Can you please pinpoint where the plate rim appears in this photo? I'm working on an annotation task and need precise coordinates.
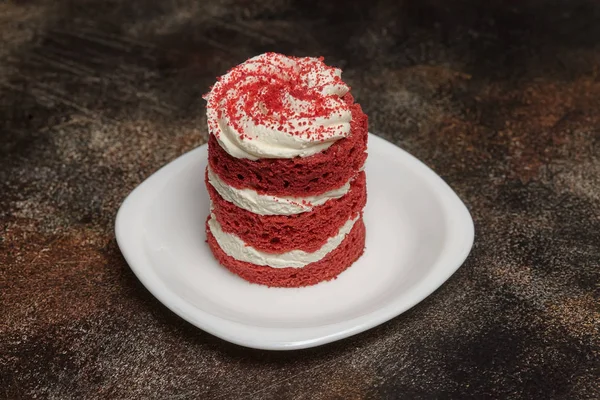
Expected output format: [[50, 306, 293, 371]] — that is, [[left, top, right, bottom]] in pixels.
[[115, 133, 475, 350]]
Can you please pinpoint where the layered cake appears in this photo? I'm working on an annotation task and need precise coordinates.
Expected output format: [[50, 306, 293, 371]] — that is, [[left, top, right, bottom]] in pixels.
[[204, 53, 368, 287]]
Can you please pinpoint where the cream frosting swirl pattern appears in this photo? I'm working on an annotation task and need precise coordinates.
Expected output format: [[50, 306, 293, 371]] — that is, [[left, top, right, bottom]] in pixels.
[[204, 53, 352, 160]]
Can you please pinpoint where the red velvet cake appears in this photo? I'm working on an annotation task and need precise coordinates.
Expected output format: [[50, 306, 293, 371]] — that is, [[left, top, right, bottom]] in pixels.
[[203, 53, 368, 287]]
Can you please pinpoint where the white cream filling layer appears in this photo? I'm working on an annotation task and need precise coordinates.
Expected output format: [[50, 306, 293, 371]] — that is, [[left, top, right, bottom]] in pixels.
[[207, 214, 358, 268], [207, 166, 351, 216]]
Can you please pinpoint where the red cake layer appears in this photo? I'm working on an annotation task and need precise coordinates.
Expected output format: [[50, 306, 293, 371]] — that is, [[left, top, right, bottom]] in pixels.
[[208, 171, 366, 253], [206, 217, 366, 288], [207, 93, 368, 197]]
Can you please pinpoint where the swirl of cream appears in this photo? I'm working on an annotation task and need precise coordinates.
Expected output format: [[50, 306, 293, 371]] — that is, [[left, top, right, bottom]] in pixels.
[[204, 53, 352, 160]]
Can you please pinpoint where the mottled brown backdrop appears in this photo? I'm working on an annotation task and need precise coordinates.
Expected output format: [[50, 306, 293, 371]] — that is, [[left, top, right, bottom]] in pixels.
[[1, 0, 599, 399]]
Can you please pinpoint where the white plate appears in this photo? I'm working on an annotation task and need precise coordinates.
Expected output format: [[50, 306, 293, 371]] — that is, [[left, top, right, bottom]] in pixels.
[[116, 134, 474, 350]]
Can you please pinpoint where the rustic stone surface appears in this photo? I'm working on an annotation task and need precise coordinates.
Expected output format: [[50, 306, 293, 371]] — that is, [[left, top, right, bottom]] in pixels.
[[1, 0, 599, 398]]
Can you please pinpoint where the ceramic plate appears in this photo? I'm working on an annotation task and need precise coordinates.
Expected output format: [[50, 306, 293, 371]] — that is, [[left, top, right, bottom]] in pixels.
[[115, 134, 474, 350]]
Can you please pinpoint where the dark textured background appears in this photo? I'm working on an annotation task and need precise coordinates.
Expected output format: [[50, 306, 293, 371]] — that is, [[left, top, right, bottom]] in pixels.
[[1, 0, 599, 398]]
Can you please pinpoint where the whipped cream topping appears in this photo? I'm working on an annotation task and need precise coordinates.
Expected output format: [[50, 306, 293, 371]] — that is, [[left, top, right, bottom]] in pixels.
[[204, 53, 352, 160], [207, 166, 351, 215], [207, 213, 359, 268]]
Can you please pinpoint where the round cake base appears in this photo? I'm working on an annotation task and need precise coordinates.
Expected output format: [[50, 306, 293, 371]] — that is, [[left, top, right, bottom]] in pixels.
[[206, 217, 366, 288]]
